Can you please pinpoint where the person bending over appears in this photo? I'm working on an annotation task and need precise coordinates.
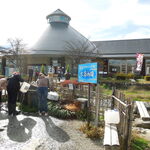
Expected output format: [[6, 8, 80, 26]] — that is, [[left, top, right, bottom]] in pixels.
[[7, 72, 24, 116]]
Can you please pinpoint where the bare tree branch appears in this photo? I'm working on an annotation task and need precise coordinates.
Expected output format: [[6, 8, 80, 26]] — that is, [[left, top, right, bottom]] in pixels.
[[0, 38, 27, 73], [64, 38, 100, 74], [64, 38, 98, 63]]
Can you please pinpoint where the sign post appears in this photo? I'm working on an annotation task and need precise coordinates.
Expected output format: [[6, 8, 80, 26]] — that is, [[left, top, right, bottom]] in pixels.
[[78, 62, 99, 124]]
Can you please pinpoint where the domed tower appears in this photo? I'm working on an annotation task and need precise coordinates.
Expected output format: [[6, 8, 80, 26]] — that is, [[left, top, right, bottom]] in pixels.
[[46, 9, 71, 24], [28, 9, 96, 74]]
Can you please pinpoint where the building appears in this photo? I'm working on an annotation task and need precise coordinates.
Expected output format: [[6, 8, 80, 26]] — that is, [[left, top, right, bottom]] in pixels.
[[1, 9, 150, 76], [26, 9, 96, 74], [93, 39, 150, 76]]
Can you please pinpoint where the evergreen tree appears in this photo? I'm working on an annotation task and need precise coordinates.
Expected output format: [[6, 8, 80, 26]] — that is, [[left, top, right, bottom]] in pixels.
[[41, 65, 45, 74]]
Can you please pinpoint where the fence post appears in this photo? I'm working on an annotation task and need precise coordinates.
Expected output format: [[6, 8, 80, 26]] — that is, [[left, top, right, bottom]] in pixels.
[[111, 87, 115, 109], [125, 101, 134, 150], [87, 83, 91, 125], [95, 84, 100, 127]]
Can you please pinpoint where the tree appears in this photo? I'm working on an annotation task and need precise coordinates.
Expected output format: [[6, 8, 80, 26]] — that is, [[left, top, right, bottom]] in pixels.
[[40, 64, 45, 74], [66, 64, 70, 73], [0, 38, 27, 74], [64, 38, 99, 74]]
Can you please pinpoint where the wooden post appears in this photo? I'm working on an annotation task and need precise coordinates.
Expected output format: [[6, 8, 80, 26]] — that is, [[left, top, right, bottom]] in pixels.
[[87, 83, 91, 125], [125, 101, 134, 150], [95, 84, 100, 127], [111, 87, 115, 109]]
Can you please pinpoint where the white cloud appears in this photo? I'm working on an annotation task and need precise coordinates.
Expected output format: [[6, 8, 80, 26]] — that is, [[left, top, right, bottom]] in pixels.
[[123, 27, 150, 39], [0, 0, 150, 46]]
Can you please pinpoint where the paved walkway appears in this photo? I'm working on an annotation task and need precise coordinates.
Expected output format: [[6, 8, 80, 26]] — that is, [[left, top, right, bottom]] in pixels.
[[0, 109, 104, 150]]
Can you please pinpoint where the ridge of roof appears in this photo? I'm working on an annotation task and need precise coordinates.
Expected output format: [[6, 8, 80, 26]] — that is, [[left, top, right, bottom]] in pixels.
[[92, 38, 150, 55], [92, 38, 150, 43]]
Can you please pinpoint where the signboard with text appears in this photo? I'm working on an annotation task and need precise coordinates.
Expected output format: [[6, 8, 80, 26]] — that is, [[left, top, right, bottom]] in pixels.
[[78, 62, 98, 84]]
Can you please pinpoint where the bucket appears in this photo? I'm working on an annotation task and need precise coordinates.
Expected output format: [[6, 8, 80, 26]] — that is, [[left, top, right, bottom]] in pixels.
[[104, 109, 120, 124], [20, 82, 31, 93], [47, 91, 59, 101]]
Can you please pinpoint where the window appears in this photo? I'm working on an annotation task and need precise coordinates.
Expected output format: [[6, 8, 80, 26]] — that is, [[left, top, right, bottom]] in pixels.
[[146, 59, 150, 75], [109, 59, 136, 74]]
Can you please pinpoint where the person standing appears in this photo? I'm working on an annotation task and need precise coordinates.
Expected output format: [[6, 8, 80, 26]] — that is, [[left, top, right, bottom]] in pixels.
[[57, 68, 62, 82], [28, 68, 33, 83], [34, 68, 39, 81], [7, 72, 24, 116], [65, 72, 71, 80], [0, 77, 7, 105], [36, 73, 49, 116]]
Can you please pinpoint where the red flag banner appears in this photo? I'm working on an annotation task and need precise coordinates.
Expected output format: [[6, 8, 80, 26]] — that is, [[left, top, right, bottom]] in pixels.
[[136, 53, 144, 72]]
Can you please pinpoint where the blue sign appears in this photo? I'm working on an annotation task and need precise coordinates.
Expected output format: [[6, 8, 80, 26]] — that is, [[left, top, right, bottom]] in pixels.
[[78, 62, 98, 84]]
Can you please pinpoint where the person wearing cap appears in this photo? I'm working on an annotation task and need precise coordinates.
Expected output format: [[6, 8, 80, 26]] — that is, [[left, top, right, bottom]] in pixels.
[[7, 72, 24, 116], [36, 73, 50, 116]]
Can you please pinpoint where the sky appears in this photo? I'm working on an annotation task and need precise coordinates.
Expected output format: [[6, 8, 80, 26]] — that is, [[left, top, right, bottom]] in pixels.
[[0, 0, 150, 48]]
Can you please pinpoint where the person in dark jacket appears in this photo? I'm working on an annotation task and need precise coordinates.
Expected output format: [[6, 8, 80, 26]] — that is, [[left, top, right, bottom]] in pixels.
[[65, 72, 71, 80], [7, 72, 24, 116]]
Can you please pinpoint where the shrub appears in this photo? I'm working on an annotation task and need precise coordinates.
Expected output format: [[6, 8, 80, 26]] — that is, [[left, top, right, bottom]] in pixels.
[[79, 123, 104, 139], [108, 73, 115, 78], [75, 109, 88, 121], [48, 101, 76, 119], [144, 76, 150, 81], [127, 73, 135, 79], [131, 131, 150, 150], [131, 137, 150, 150], [115, 73, 127, 80], [18, 103, 38, 113], [115, 73, 136, 80]]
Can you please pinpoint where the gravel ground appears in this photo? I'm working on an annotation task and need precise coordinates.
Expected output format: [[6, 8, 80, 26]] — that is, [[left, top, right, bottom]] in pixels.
[[60, 120, 104, 150], [0, 110, 104, 150]]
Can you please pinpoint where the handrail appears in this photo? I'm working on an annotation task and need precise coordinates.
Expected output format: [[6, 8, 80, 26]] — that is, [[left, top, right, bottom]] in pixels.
[[112, 95, 128, 107]]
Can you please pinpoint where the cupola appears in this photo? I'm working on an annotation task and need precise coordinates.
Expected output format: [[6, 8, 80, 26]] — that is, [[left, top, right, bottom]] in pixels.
[[46, 9, 71, 24]]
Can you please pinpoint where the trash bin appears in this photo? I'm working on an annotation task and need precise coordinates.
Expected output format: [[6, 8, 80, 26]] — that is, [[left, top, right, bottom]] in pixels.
[[76, 98, 88, 109]]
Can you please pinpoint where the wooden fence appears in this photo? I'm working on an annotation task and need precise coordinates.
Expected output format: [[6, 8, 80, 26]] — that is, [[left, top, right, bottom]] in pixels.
[[89, 86, 134, 150], [53, 81, 134, 150], [112, 89, 134, 150]]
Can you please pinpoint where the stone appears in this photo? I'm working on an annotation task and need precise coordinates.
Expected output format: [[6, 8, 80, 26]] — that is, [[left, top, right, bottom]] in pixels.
[[134, 118, 150, 129]]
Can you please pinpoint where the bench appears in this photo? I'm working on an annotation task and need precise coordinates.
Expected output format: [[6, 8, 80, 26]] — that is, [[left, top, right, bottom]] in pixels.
[[103, 123, 120, 147], [103, 110, 120, 149], [136, 101, 150, 121]]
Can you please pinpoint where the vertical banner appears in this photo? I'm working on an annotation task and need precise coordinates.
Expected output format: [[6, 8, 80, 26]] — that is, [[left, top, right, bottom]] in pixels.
[[136, 53, 144, 72]]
